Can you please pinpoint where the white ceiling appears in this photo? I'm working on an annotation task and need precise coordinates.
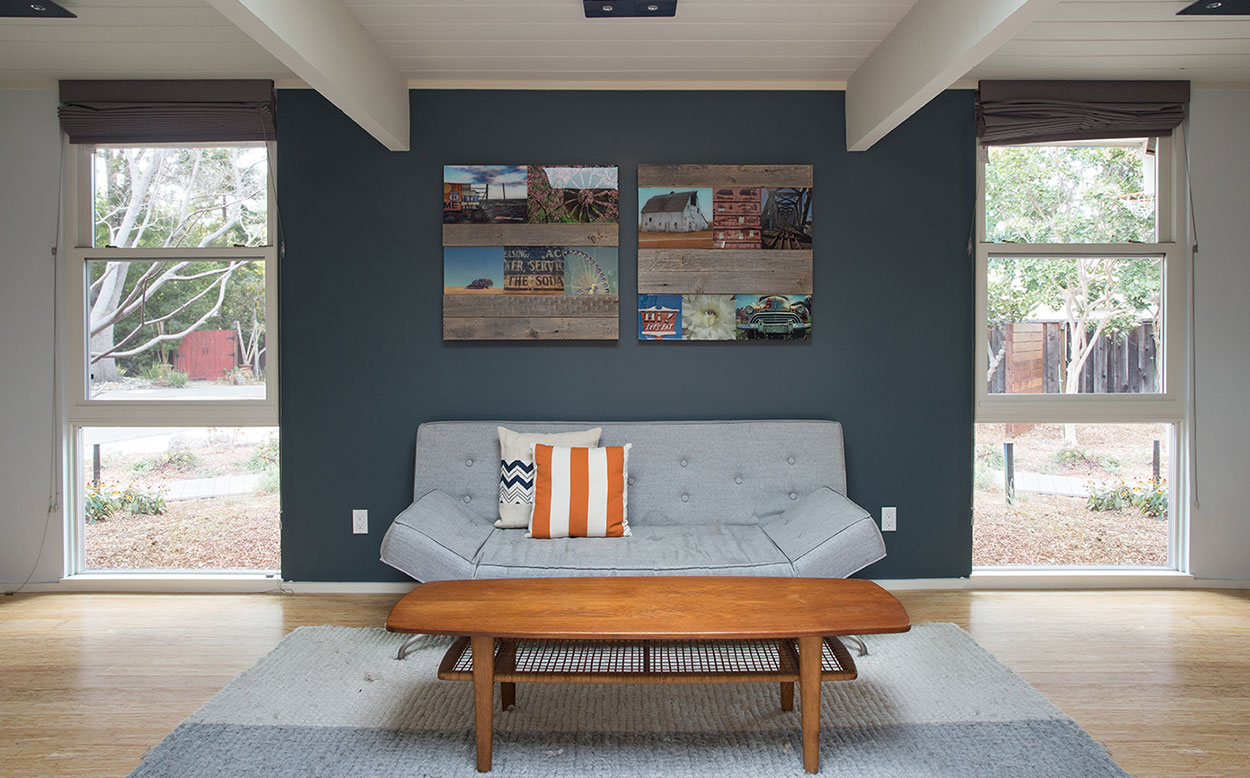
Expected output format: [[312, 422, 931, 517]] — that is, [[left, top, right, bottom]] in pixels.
[[1, 0, 1248, 87]]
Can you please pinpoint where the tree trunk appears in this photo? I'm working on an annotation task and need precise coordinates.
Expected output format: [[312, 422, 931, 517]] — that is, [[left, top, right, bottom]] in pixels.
[[89, 263, 130, 382], [89, 150, 164, 382]]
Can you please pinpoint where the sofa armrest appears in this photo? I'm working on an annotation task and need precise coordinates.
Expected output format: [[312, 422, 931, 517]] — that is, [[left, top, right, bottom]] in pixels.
[[379, 489, 496, 582], [760, 487, 886, 578]]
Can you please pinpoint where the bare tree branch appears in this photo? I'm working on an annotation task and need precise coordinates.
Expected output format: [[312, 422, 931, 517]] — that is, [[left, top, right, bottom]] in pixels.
[[90, 261, 243, 337], [91, 264, 239, 361]]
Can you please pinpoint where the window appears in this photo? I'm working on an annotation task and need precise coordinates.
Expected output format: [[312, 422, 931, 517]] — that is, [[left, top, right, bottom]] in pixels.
[[79, 426, 279, 572], [975, 136, 1188, 570], [65, 143, 278, 576], [86, 258, 266, 401]]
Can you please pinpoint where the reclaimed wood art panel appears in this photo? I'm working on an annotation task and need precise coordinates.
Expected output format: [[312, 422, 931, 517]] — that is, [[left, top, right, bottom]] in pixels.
[[443, 165, 619, 341], [636, 164, 813, 342]]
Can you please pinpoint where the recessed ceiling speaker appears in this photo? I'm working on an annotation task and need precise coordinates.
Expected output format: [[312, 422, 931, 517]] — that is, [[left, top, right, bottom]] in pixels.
[[585, 0, 677, 18], [1177, 0, 1250, 14], [0, 0, 76, 17]]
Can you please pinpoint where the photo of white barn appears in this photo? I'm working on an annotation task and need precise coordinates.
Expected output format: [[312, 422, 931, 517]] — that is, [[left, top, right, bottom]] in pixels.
[[640, 190, 710, 232]]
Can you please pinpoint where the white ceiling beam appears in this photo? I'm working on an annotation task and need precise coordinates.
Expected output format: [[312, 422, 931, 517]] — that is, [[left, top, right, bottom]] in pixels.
[[845, 0, 1059, 151], [207, 0, 409, 151]]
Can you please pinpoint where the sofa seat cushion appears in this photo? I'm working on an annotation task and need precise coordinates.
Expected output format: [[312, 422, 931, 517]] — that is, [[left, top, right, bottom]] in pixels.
[[474, 523, 794, 578]]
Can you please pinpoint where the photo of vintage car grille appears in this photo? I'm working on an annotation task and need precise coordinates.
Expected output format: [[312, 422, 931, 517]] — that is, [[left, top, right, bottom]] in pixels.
[[736, 295, 811, 340]]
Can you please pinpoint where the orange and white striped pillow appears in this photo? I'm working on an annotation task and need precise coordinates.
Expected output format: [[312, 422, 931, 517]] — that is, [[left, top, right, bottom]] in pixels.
[[527, 443, 631, 539]]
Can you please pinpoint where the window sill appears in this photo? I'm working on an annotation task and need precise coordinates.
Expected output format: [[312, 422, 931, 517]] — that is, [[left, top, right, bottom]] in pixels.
[[969, 568, 1194, 588], [50, 572, 284, 593]]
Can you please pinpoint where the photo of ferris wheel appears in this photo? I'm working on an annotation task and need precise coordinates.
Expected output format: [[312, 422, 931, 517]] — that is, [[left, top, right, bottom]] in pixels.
[[561, 247, 618, 295]]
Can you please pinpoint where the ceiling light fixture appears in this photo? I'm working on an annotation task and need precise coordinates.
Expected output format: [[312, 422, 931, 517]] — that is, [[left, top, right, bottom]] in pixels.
[[584, 0, 677, 18], [1177, 0, 1250, 14], [0, 0, 75, 17]]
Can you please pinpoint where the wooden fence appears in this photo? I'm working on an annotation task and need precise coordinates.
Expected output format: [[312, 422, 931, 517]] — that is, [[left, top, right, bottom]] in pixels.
[[988, 321, 1158, 395]]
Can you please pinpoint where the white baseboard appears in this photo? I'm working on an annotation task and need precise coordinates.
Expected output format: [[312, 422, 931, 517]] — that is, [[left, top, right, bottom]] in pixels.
[[879, 571, 1250, 590], [4, 576, 415, 594], [7, 573, 1247, 595], [282, 581, 416, 594], [5, 573, 286, 593]]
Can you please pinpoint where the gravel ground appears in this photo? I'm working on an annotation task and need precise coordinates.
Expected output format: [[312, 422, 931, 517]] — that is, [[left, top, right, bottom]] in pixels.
[[85, 493, 280, 571], [976, 422, 1169, 483], [973, 488, 1168, 567]]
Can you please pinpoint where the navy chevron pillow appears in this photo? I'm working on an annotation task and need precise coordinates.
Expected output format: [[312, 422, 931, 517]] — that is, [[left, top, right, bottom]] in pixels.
[[499, 459, 535, 504], [496, 426, 602, 529]]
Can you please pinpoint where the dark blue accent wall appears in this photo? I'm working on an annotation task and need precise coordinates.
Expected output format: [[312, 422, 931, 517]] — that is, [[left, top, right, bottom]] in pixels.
[[277, 89, 975, 582]]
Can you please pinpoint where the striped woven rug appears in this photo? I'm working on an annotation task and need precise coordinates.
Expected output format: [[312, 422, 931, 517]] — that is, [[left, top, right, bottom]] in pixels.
[[128, 623, 1131, 777]]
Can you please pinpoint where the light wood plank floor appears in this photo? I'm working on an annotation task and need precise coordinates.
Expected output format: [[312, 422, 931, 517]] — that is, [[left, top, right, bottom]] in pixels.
[[1, 589, 1247, 777]]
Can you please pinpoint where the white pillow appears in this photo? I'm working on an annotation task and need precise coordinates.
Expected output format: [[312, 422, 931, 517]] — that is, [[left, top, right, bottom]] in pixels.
[[496, 426, 602, 528]]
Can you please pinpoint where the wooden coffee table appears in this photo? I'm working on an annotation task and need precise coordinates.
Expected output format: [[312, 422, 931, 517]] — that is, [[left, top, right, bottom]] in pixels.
[[386, 576, 910, 773]]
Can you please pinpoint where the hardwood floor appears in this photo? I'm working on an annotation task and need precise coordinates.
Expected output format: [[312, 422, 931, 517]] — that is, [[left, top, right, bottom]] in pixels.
[[1, 588, 1247, 777]]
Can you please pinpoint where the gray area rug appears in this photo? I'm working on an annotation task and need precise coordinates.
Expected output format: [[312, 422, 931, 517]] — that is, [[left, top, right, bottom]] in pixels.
[[128, 624, 1131, 777]]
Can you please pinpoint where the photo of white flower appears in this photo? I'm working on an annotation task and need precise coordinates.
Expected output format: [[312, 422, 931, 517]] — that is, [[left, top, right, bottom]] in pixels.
[[681, 294, 737, 340]]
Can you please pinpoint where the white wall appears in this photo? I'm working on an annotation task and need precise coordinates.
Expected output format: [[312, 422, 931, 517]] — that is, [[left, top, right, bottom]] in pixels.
[[0, 89, 62, 586], [1187, 90, 1250, 580]]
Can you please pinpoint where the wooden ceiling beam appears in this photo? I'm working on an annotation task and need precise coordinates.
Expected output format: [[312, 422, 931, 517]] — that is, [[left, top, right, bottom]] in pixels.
[[845, 0, 1059, 151], [206, 0, 409, 151]]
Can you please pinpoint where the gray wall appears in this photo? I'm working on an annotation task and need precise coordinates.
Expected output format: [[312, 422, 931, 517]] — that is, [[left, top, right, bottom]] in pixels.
[[277, 89, 977, 582], [2, 87, 1244, 584], [0, 89, 62, 586], [1187, 90, 1250, 579]]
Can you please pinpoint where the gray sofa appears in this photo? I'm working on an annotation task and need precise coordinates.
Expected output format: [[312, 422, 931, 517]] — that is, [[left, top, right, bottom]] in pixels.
[[380, 420, 886, 581]]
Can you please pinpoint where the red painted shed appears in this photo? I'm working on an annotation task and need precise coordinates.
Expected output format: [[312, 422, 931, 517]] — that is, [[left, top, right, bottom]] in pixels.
[[173, 329, 237, 380]]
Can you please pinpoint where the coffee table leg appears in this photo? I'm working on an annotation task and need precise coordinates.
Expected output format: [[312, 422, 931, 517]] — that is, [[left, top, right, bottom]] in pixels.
[[777, 639, 795, 711], [798, 635, 821, 773], [497, 639, 517, 711], [500, 682, 515, 711], [471, 635, 495, 772]]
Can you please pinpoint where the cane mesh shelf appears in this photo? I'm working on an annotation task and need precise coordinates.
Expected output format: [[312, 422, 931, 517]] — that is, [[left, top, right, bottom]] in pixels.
[[438, 636, 857, 684]]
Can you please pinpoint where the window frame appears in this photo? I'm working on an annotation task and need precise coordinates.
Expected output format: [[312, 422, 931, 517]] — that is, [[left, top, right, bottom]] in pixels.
[[67, 141, 279, 426], [62, 140, 279, 578], [973, 131, 1190, 572]]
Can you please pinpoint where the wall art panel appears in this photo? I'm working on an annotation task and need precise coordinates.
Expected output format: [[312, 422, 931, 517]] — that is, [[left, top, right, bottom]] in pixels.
[[443, 164, 619, 340], [637, 164, 813, 342]]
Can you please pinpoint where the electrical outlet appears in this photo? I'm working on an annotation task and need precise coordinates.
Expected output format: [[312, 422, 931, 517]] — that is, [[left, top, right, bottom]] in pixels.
[[881, 506, 897, 532], [352, 509, 368, 535]]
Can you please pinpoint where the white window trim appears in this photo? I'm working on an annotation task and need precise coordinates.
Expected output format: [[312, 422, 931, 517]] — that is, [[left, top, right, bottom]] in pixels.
[[973, 129, 1191, 574], [61, 140, 279, 578]]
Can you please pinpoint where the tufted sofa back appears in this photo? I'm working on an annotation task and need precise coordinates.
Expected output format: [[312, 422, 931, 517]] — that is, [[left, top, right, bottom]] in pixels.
[[413, 420, 847, 526]]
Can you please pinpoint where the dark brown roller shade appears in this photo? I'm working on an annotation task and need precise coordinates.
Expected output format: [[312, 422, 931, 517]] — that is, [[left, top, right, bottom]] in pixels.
[[977, 80, 1189, 145], [58, 80, 275, 144]]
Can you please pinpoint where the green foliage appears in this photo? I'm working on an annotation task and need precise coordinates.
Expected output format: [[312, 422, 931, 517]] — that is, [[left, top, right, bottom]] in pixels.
[[123, 485, 168, 516], [88, 146, 268, 378], [1086, 482, 1133, 512], [85, 483, 116, 524], [85, 482, 167, 524], [246, 435, 280, 495], [973, 462, 999, 491], [131, 449, 198, 475], [983, 143, 1164, 402], [223, 365, 259, 385], [975, 443, 1005, 469], [983, 144, 1160, 331], [93, 147, 267, 250], [139, 362, 189, 388], [1056, 447, 1121, 472], [1086, 479, 1168, 519], [986, 255, 1159, 338], [985, 145, 1154, 245]]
